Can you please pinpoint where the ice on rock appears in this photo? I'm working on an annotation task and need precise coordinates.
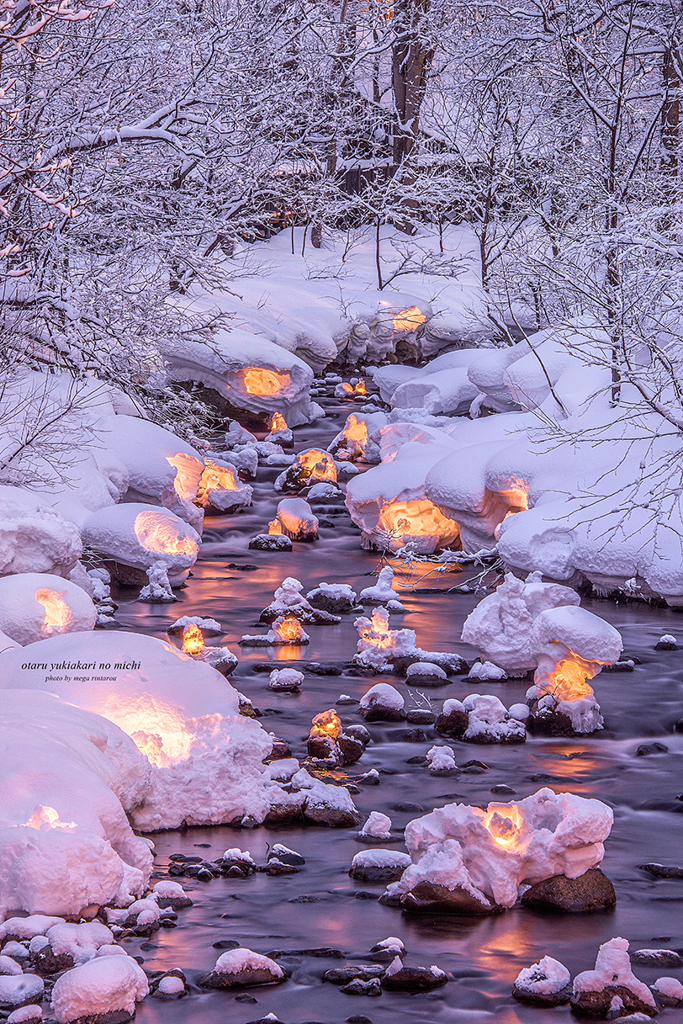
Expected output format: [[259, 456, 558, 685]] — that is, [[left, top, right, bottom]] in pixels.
[[0, 572, 96, 646], [0, 975, 44, 1007], [361, 811, 392, 839], [82, 502, 200, 586], [51, 954, 148, 1023], [276, 497, 319, 541], [396, 788, 613, 910], [0, 631, 274, 832]]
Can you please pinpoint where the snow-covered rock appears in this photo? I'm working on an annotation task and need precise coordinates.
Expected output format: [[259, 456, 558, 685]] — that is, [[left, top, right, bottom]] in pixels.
[[200, 947, 285, 988], [394, 788, 613, 911], [354, 608, 417, 672], [512, 956, 571, 1006], [359, 566, 405, 611], [0, 975, 44, 1008], [51, 954, 148, 1023], [571, 938, 657, 1018], [274, 447, 337, 492], [350, 849, 411, 882], [0, 572, 96, 646], [276, 497, 318, 541], [359, 682, 405, 721], [0, 489, 83, 578], [81, 502, 200, 585], [360, 811, 392, 840]]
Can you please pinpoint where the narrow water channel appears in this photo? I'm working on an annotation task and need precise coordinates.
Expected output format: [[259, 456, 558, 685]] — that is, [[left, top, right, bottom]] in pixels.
[[114, 388, 683, 1024]]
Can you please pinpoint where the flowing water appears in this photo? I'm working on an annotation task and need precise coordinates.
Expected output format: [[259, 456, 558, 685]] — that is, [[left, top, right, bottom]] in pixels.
[[114, 387, 683, 1024]]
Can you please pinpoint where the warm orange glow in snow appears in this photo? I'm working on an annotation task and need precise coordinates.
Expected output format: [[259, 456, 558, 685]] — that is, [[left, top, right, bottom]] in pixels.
[[377, 499, 460, 544], [241, 368, 289, 396], [536, 654, 597, 703], [479, 805, 524, 848], [181, 623, 205, 655], [134, 510, 198, 557], [311, 708, 342, 740], [294, 448, 337, 483], [35, 589, 71, 634], [166, 453, 203, 501], [357, 608, 393, 651], [345, 414, 368, 446], [197, 458, 239, 506], [498, 479, 529, 511], [340, 380, 368, 396], [25, 805, 77, 831], [270, 412, 287, 431], [100, 697, 195, 767], [392, 306, 426, 331], [273, 614, 308, 643], [268, 518, 284, 535]]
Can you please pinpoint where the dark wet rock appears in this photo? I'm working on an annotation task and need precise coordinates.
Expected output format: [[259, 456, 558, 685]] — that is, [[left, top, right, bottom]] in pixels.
[[212, 940, 241, 950], [490, 784, 517, 795], [520, 868, 616, 913], [463, 759, 489, 770], [268, 844, 305, 866], [341, 978, 381, 996], [435, 705, 468, 739], [405, 709, 436, 725], [636, 742, 668, 756], [234, 992, 257, 1002], [399, 728, 427, 742], [406, 755, 428, 764], [630, 949, 683, 968], [381, 964, 448, 991], [346, 1016, 373, 1023], [512, 965, 571, 1007], [356, 770, 380, 785], [655, 637, 678, 650], [307, 591, 361, 615], [265, 737, 292, 761], [401, 881, 500, 915], [345, 724, 371, 745], [169, 853, 202, 863], [248, 534, 293, 551], [358, 704, 405, 723], [262, 860, 300, 875], [68, 1012, 135, 1024], [336, 695, 359, 705], [570, 985, 658, 1018], [30, 943, 74, 973], [199, 955, 286, 989], [267, 947, 344, 959], [639, 862, 683, 878], [674, 719, 683, 733], [247, 1017, 286, 1024], [527, 703, 577, 737], [350, 851, 411, 882], [150, 969, 188, 999], [602, 659, 636, 672], [324, 965, 385, 984], [305, 662, 343, 675], [652, 980, 683, 1007], [393, 802, 424, 813], [339, 735, 366, 764], [259, 604, 340, 626], [219, 853, 256, 875]]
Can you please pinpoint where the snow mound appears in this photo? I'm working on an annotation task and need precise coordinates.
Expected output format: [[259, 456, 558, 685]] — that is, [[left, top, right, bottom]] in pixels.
[[51, 954, 148, 1023], [0, 631, 274, 831], [0, 490, 83, 578], [0, 572, 96, 646], [398, 787, 613, 908], [82, 502, 200, 586]]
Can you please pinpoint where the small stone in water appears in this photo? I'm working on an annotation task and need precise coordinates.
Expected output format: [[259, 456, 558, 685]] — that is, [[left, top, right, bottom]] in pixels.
[[341, 978, 381, 996], [491, 784, 517, 795], [636, 742, 668, 756], [639, 863, 683, 878]]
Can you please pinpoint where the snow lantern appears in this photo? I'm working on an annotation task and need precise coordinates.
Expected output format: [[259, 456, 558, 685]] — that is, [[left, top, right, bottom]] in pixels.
[[240, 367, 291, 397], [165, 452, 204, 502], [0, 572, 96, 645], [338, 379, 368, 397], [133, 509, 198, 558], [195, 458, 253, 513], [275, 448, 337, 492], [181, 623, 205, 655], [354, 607, 417, 671], [25, 805, 77, 831], [330, 414, 369, 461], [391, 306, 427, 333], [276, 498, 319, 541], [373, 498, 459, 553], [310, 709, 342, 742]]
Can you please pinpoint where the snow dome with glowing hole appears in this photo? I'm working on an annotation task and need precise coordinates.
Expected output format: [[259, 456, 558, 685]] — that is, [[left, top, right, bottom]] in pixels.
[[81, 503, 200, 586], [0, 689, 153, 917], [462, 573, 622, 734], [0, 572, 96, 646], [160, 326, 315, 425], [345, 440, 461, 553], [0, 631, 272, 831], [387, 788, 614, 914]]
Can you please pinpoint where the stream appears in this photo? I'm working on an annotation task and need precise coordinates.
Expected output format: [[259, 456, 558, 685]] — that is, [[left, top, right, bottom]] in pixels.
[[112, 385, 683, 1024]]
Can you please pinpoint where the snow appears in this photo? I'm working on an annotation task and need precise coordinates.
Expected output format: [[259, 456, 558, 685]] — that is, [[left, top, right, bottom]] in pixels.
[[427, 745, 457, 771], [359, 566, 404, 608], [360, 811, 392, 839], [0, 976, 44, 1006], [51, 954, 148, 1023], [398, 787, 613, 908], [268, 668, 304, 691], [468, 661, 507, 681], [652, 977, 683, 999], [0, 631, 274, 832], [276, 497, 319, 541], [8, 1008, 43, 1023], [373, 937, 405, 953], [0, 572, 96, 646], [0, 917, 63, 941], [359, 683, 405, 712], [573, 938, 655, 1007], [514, 956, 570, 995], [158, 975, 185, 994], [153, 880, 190, 901], [354, 608, 417, 670], [46, 923, 114, 965], [406, 661, 447, 679], [0, 490, 83, 578], [351, 849, 411, 871], [81, 502, 200, 586], [213, 948, 285, 978], [0, 956, 22, 975], [458, 694, 527, 742]]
